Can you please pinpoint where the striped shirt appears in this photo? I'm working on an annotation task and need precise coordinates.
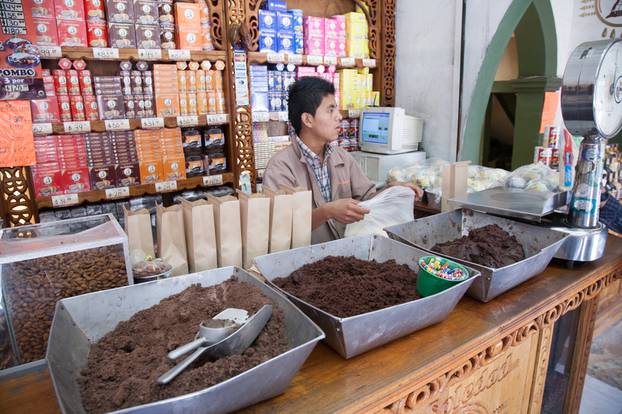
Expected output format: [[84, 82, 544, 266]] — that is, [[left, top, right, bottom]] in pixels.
[[296, 136, 334, 202]]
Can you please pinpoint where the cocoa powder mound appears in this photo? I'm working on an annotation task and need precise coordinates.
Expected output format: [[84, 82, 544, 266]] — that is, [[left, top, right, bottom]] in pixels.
[[78, 279, 288, 413], [273, 256, 420, 318]]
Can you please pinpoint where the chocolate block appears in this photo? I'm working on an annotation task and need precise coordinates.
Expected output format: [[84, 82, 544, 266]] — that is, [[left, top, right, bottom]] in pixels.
[[108, 23, 136, 48]]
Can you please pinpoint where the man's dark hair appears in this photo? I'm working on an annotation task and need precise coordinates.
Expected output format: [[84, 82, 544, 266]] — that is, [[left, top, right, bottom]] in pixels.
[[288, 77, 335, 136]]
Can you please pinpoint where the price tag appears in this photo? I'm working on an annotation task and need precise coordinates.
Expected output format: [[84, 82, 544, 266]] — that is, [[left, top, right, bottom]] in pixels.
[[63, 121, 91, 133], [93, 47, 120, 59], [287, 54, 303, 65], [177, 115, 199, 127], [362, 58, 377, 68], [155, 180, 178, 192], [105, 186, 130, 199], [348, 109, 361, 118], [267, 52, 285, 63], [138, 48, 162, 60], [38, 45, 62, 59], [206, 113, 228, 125], [140, 117, 164, 129], [168, 49, 191, 60], [32, 123, 53, 135], [252, 111, 269, 123], [306, 55, 323, 65], [340, 57, 356, 67], [323, 56, 337, 66], [51, 194, 79, 208], [104, 119, 130, 131], [277, 111, 288, 122], [203, 174, 223, 186]]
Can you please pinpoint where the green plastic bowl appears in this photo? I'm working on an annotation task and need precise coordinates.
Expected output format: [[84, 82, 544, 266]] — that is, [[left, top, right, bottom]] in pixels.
[[416, 255, 470, 297]]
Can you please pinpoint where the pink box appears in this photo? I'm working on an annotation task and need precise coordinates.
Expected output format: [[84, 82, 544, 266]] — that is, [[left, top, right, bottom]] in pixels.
[[296, 66, 317, 79], [31, 97, 61, 123], [333, 15, 346, 32], [304, 36, 325, 56], [57, 20, 88, 46], [325, 36, 340, 57], [303, 16, 324, 37], [34, 17, 59, 46]]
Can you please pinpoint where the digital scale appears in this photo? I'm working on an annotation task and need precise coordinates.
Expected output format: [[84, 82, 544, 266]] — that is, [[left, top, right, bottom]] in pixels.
[[452, 39, 622, 264]]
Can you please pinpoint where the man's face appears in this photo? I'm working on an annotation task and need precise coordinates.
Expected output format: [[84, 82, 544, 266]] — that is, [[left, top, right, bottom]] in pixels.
[[306, 94, 342, 143]]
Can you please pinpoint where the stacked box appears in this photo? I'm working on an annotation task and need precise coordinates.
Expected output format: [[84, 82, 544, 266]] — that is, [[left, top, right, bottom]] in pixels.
[[338, 67, 374, 109], [111, 131, 140, 186], [175, 3, 201, 50], [57, 134, 91, 194], [160, 127, 186, 180], [153, 64, 179, 116], [249, 64, 269, 113], [54, 0, 88, 46], [135, 129, 162, 183], [325, 15, 346, 57], [134, 0, 160, 48], [344, 12, 369, 58], [32, 135, 63, 197], [85, 132, 116, 189], [85, 0, 108, 47], [158, 2, 175, 49], [94, 76, 125, 120], [31, 70, 60, 122], [303, 16, 324, 56]]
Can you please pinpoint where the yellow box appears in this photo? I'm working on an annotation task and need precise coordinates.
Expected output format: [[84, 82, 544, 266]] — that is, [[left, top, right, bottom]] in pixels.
[[178, 93, 188, 116], [196, 92, 208, 114], [345, 12, 368, 36], [177, 71, 187, 93], [187, 93, 198, 115]]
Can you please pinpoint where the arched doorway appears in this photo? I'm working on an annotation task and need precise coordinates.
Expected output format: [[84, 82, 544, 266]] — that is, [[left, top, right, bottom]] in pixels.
[[460, 0, 558, 168]]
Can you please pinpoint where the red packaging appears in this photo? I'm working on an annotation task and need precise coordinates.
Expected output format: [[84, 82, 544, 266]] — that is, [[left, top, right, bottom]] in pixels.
[[66, 70, 81, 95], [57, 20, 88, 46], [70, 95, 86, 121], [31, 97, 61, 123], [72, 59, 87, 70], [58, 95, 72, 121], [87, 20, 108, 47], [31, 169, 63, 197], [78, 70, 93, 95], [43, 74, 56, 96], [53, 70, 68, 95], [89, 165, 116, 189], [58, 57, 72, 70], [84, 0, 106, 20], [54, 0, 85, 21], [30, 0, 56, 18], [33, 17, 59, 46], [82, 94, 99, 120], [62, 168, 91, 194]]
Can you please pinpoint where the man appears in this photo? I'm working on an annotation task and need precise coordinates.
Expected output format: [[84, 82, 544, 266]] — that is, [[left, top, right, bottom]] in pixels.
[[263, 77, 423, 244]]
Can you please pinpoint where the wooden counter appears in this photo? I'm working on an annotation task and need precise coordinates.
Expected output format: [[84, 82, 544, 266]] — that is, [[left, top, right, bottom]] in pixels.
[[1, 238, 620, 414]]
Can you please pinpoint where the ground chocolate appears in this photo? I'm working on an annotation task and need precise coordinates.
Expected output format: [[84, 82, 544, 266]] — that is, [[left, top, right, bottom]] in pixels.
[[273, 256, 420, 318], [79, 279, 288, 413], [432, 224, 525, 268]]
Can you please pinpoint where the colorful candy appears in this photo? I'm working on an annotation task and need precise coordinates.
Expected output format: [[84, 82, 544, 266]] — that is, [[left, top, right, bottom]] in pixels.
[[420, 257, 466, 281]]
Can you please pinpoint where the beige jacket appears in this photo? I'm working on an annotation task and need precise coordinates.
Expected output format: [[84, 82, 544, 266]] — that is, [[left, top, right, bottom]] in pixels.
[[263, 138, 376, 244]]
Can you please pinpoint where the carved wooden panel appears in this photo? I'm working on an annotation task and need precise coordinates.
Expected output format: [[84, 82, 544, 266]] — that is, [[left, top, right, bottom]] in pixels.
[[527, 323, 554, 413], [208, 0, 224, 49], [378, 0, 396, 106], [0, 167, 36, 227]]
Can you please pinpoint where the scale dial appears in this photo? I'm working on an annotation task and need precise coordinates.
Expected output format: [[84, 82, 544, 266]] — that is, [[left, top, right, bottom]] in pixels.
[[562, 39, 622, 139]]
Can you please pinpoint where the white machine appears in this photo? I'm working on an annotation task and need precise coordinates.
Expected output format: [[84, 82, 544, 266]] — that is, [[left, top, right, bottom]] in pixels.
[[351, 150, 426, 188], [359, 107, 423, 154]]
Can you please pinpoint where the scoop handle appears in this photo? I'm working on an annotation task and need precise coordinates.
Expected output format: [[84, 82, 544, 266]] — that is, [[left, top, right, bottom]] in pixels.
[[158, 347, 206, 385], [167, 337, 207, 361]]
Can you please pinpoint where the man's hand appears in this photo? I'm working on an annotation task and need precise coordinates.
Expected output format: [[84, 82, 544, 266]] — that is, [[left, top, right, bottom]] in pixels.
[[389, 181, 424, 201], [326, 198, 370, 224]]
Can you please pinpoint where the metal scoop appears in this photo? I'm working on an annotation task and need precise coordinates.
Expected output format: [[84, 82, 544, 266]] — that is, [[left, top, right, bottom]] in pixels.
[[157, 305, 272, 385]]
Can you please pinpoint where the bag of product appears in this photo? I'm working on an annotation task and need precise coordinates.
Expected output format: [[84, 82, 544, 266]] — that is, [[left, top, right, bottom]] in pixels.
[[123, 207, 155, 264], [263, 187, 293, 253], [284, 187, 312, 248], [180, 198, 218, 272], [207, 194, 242, 267], [237, 190, 271, 269], [156, 204, 189, 276]]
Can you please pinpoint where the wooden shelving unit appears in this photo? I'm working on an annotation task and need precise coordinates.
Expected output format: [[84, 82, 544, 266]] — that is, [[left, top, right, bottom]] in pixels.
[[38, 46, 226, 62], [246, 52, 377, 69]]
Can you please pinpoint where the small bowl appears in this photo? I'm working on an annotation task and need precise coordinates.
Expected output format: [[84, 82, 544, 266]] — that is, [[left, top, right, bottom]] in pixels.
[[417, 255, 470, 297]]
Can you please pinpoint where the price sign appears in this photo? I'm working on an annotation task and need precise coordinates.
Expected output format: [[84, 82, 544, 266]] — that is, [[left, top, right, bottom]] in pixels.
[[32, 123, 53, 135], [277, 111, 288, 122], [206, 113, 228, 125], [287, 54, 303, 65], [203, 174, 223, 186], [155, 180, 178, 192], [340, 57, 356, 67], [63, 121, 91, 133], [362, 58, 377, 68], [252, 111, 269, 123], [168, 49, 191, 60], [105, 186, 130, 199], [306, 55, 323, 65], [38, 45, 62, 59], [104, 119, 130, 131], [138, 49, 162, 60], [323, 56, 337, 65], [93, 48, 120, 59], [140, 117, 164, 129], [51, 194, 79, 207], [348, 109, 361, 118], [177, 115, 199, 127], [267, 52, 285, 63]]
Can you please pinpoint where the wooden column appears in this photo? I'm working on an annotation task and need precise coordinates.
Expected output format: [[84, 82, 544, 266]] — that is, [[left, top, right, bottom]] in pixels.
[[0, 167, 36, 227]]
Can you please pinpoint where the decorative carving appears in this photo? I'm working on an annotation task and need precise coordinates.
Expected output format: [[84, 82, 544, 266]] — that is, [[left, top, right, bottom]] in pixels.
[[377, 268, 621, 413], [245, 0, 262, 52], [234, 108, 256, 184], [380, 0, 396, 106], [528, 323, 554, 413], [209, 0, 224, 49], [0, 167, 35, 227]]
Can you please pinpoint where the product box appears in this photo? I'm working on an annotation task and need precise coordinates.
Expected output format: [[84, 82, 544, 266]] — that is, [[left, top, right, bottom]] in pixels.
[[30, 0, 56, 18], [162, 157, 186, 180], [57, 20, 88, 46], [87, 20, 108, 47], [97, 94, 125, 119], [178, 93, 188, 116], [304, 36, 324, 56], [174, 3, 200, 27], [34, 17, 59, 46], [303, 16, 324, 37], [43, 73, 56, 96], [258, 10, 276, 31], [89, 165, 116, 189], [277, 31, 294, 54], [345, 12, 368, 36], [54, 0, 85, 21], [196, 92, 208, 114], [142, 95, 155, 116], [185, 70, 197, 93], [105, 0, 134, 23], [58, 96, 72, 121], [290, 9, 303, 31], [293, 32, 304, 55], [259, 29, 277, 53], [276, 11, 292, 32], [123, 95, 136, 118], [78, 70, 93, 95], [69, 95, 86, 120], [108, 22, 136, 48], [61, 168, 91, 194], [66, 70, 80, 95], [134, 0, 159, 25], [266, 0, 286, 11], [84, 0, 106, 20], [187, 93, 197, 115], [176, 29, 201, 50], [155, 94, 179, 116], [115, 162, 140, 186], [31, 97, 61, 123], [135, 24, 160, 49], [138, 160, 162, 183], [32, 168, 63, 197]]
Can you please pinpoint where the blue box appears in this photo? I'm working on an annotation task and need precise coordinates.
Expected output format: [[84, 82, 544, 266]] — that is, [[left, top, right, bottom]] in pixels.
[[259, 29, 277, 53], [290, 9, 303, 32], [269, 91, 283, 111], [251, 91, 269, 112], [294, 32, 304, 55], [267, 0, 287, 12], [277, 11, 293, 32], [258, 10, 277, 31], [277, 31, 294, 54]]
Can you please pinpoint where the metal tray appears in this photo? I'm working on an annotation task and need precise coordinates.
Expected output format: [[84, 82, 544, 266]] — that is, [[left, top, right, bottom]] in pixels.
[[46, 267, 324, 414], [384, 209, 568, 302], [253, 235, 479, 359]]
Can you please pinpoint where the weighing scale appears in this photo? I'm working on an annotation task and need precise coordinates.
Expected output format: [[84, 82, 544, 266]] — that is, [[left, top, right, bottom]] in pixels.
[[452, 39, 622, 263]]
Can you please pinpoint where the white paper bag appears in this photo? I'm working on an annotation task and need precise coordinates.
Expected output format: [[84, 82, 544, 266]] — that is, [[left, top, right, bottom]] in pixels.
[[207, 194, 242, 267]]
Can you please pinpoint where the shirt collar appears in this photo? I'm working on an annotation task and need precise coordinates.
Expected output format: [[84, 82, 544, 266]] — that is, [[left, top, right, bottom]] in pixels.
[[295, 136, 334, 163]]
